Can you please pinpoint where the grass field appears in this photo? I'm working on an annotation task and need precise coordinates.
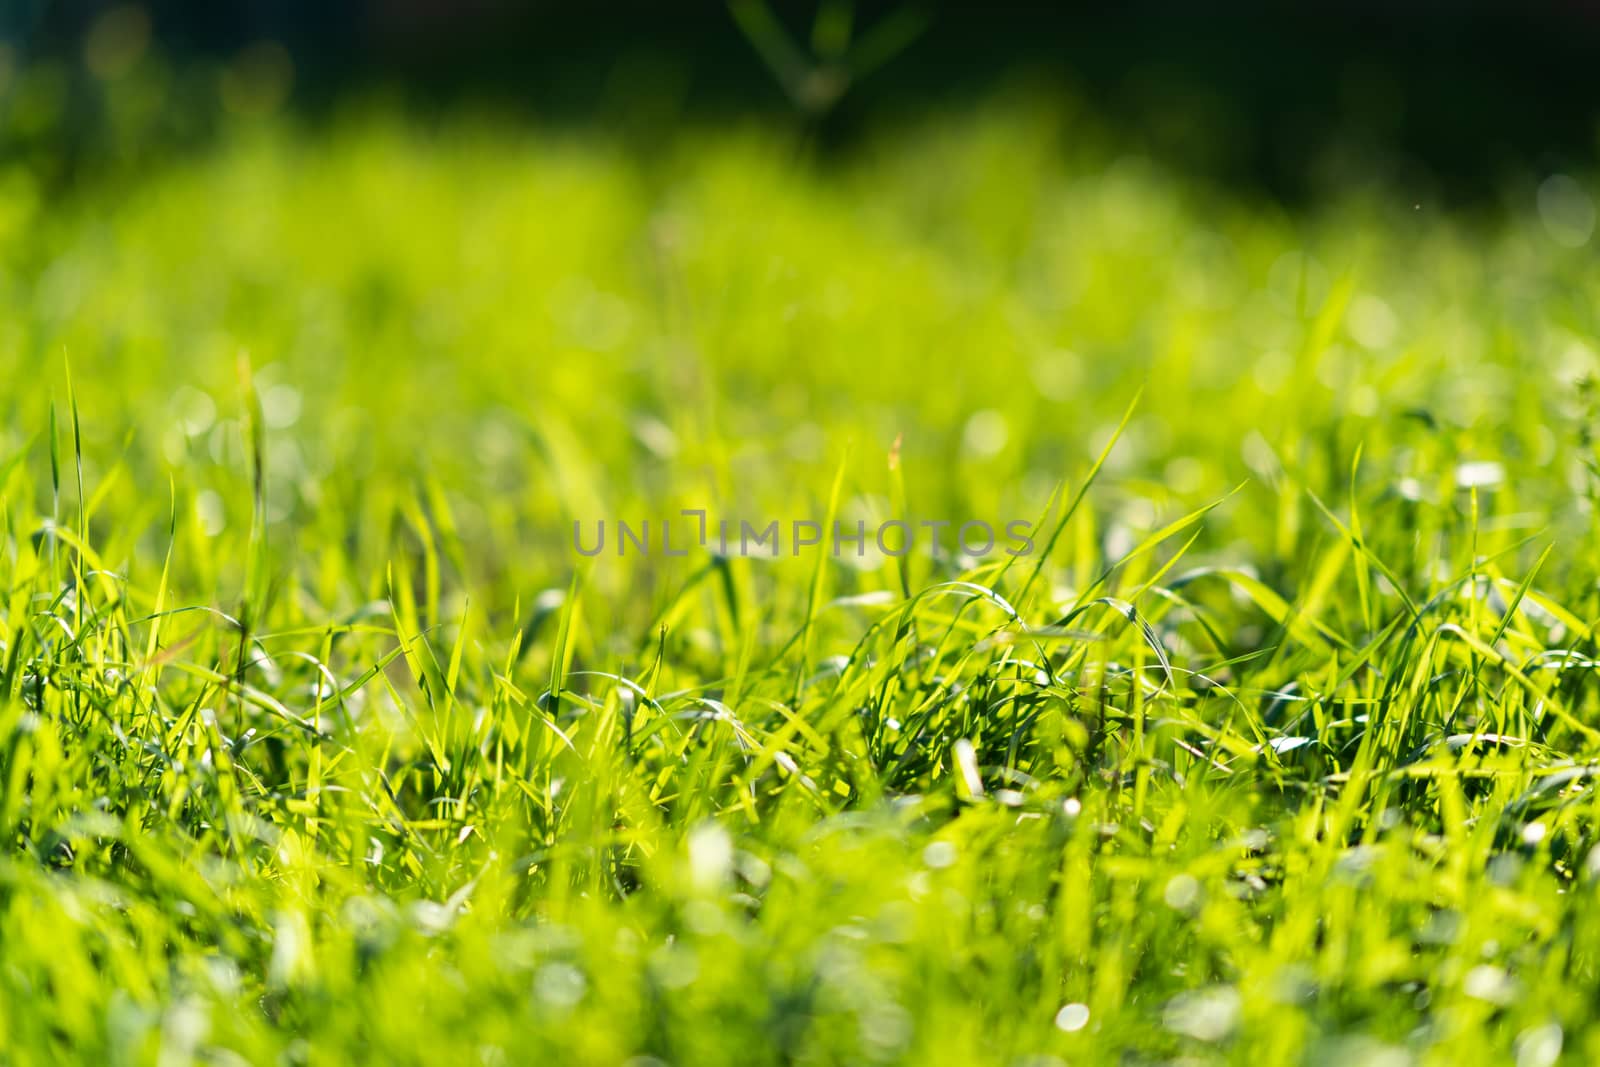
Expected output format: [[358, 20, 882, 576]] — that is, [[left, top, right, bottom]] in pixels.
[[4, 96, 1600, 1064]]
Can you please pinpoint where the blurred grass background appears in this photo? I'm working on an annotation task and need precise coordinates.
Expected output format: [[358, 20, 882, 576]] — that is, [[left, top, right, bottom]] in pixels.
[[5, 87, 1599, 632]]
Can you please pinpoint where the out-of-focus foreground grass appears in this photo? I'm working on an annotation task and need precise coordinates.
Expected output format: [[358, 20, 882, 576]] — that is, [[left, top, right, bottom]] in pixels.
[[3, 94, 1600, 1065]]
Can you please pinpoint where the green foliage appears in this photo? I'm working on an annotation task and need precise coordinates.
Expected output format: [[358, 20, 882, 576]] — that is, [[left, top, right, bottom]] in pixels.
[[1, 100, 1600, 1064]]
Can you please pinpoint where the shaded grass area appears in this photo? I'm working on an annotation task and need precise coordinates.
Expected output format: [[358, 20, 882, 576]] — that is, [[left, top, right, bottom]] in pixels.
[[2, 100, 1600, 1063], [13, 4, 1600, 206]]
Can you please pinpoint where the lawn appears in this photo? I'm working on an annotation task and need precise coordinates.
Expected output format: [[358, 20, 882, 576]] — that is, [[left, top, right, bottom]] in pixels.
[[2, 94, 1600, 1064]]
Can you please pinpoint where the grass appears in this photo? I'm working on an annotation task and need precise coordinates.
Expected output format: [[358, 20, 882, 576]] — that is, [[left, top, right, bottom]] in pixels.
[[3, 96, 1600, 1064]]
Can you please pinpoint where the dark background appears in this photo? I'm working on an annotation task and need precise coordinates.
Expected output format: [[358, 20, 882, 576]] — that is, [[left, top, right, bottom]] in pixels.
[[5, 1, 1600, 201]]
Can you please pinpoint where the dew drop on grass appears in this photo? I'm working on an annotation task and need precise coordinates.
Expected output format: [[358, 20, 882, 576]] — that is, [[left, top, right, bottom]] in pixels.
[[961, 409, 1009, 459], [1515, 1022, 1563, 1067], [1053, 1003, 1090, 1032], [1252, 349, 1292, 394], [1163, 873, 1202, 911], [410, 901, 454, 936], [860, 1003, 912, 1052], [534, 963, 586, 1009], [173, 387, 216, 436], [1163, 986, 1240, 1042], [195, 490, 226, 536], [1489, 853, 1524, 886], [261, 384, 302, 428], [1030, 351, 1080, 401], [1348, 294, 1400, 349], [1455, 461, 1504, 489], [1463, 964, 1516, 1006], [1537, 175, 1595, 248], [922, 841, 957, 870], [1584, 844, 1600, 880], [687, 822, 733, 890], [632, 415, 678, 458], [953, 738, 984, 798]]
